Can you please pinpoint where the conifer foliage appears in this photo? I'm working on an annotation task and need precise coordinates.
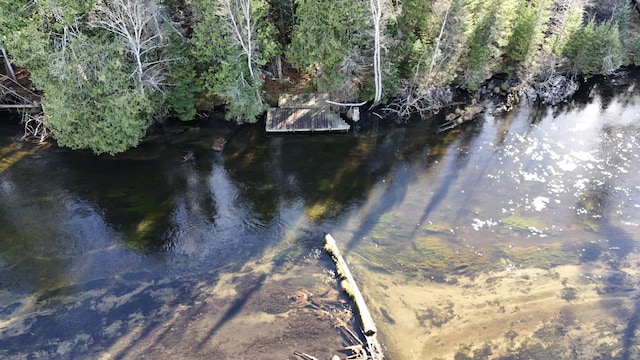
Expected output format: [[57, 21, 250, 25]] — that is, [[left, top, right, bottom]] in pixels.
[[0, 0, 639, 153]]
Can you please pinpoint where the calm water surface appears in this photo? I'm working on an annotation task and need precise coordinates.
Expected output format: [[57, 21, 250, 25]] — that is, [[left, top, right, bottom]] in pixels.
[[1, 75, 640, 359]]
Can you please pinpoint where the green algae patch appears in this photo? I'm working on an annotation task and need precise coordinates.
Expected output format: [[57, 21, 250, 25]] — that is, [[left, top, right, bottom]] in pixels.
[[366, 212, 406, 246], [305, 199, 343, 221], [285, 274, 325, 289], [36, 283, 80, 303], [257, 183, 276, 192], [581, 218, 600, 232], [0, 145, 32, 174], [318, 178, 334, 192], [423, 222, 455, 234], [357, 233, 492, 279], [412, 235, 477, 272], [500, 215, 546, 231], [497, 243, 579, 269], [124, 199, 173, 252]]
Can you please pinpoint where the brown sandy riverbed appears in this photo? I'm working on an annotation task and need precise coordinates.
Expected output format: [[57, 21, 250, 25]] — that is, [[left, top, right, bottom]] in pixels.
[[355, 253, 640, 359]]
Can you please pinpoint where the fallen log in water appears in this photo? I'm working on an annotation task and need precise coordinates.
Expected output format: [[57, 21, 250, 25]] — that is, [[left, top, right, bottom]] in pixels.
[[324, 234, 383, 359], [324, 234, 377, 336]]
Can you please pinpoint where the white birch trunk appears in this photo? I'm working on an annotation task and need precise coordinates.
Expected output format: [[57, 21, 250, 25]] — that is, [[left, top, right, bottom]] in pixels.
[[370, 0, 383, 103], [220, 0, 255, 78], [426, 5, 451, 83], [91, 0, 172, 90]]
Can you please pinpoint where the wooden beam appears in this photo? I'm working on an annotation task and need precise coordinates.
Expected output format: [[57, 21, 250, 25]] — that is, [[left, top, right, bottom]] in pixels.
[[0, 104, 40, 109]]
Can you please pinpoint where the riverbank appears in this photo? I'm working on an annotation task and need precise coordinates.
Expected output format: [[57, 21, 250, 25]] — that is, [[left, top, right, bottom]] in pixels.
[[2, 72, 640, 359]]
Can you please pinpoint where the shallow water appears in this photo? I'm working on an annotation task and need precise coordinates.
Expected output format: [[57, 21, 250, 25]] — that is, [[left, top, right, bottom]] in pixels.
[[1, 75, 640, 359]]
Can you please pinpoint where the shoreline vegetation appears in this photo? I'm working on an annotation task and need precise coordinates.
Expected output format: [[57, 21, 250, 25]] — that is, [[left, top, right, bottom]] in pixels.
[[1, 0, 640, 154]]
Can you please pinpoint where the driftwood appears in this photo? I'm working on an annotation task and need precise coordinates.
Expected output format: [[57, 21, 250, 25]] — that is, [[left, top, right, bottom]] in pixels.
[[181, 151, 194, 162], [324, 234, 384, 359], [438, 99, 489, 133], [293, 351, 319, 360], [325, 234, 377, 336], [325, 100, 367, 107], [291, 290, 364, 360]]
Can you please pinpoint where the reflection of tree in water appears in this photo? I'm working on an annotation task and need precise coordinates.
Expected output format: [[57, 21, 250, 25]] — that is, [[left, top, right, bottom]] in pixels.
[[60, 150, 178, 253], [549, 75, 640, 117], [526, 101, 551, 126], [0, 154, 79, 294]]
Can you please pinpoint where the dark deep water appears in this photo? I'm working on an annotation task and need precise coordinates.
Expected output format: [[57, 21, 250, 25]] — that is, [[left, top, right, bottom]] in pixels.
[[1, 74, 640, 359]]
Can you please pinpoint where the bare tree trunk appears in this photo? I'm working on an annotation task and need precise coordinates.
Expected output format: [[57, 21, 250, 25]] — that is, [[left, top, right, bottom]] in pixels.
[[91, 0, 175, 90], [1, 46, 16, 82], [220, 0, 255, 78], [426, 5, 451, 83], [276, 55, 283, 79], [370, 0, 383, 103]]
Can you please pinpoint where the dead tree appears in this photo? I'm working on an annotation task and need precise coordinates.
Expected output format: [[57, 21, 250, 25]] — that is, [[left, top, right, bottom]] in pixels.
[[20, 112, 50, 142], [219, 0, 257, 78], [382, 2, 455, 121], [215, 0, 264, 113], [91, 0, 176, 90]]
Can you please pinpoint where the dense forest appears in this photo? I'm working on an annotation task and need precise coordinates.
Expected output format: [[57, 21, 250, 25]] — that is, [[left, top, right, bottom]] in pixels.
[[0, 0, 639, 154]]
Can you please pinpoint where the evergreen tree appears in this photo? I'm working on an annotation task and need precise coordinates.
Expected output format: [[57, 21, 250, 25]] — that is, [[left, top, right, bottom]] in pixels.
[[545, 3, 584, 58], [42, 38, 156, 155], [405, 0, 466, 89], [626, 34, 640, 66], [458, 0, 496, 90], [392, 0, 434, 79], [505, 0, 551, 65], [563, 19, 622, 76], [165, 34, 199, 122], [0, 0, 187, 154], [286, 0, 369, 92], [454, 0, 523, 90], [0, 0, 95, 79], [190, 0, 278, 123]]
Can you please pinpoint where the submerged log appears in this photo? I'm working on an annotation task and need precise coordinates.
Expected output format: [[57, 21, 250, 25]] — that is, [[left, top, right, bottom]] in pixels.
[[324, 234, 377, 336], [211, 137, 227, 151], [182, 151, 194, 162]]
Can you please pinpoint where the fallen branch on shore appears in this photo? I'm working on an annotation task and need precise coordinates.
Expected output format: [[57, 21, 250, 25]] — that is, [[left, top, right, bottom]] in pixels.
[[437, 99, 489, 133], [291, 290, 363, 359]]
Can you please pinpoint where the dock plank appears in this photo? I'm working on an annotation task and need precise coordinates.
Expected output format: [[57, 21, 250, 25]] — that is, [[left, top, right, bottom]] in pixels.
[[266, 95, 350, 133], [266, 108, 350, 132]]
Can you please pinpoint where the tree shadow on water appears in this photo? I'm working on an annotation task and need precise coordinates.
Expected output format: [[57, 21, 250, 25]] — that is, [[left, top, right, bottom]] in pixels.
[[342, 171, 411, 255], [581, 220, 640, 360], [195, 273, 267, 351], [620, 302, 640, 360]]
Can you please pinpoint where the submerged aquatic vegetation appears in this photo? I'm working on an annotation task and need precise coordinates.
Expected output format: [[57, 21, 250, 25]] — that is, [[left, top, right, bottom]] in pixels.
[[496, 243, 578, 269], [124, 199, 173, 252], [500, 214, 546, 232], [306, 199, 343, 220], [412, 235, 480, 272], [358, 231, 493, 280]]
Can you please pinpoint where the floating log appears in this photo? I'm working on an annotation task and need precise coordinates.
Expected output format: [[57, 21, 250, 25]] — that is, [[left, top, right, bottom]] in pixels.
[[324, 234, 377, 337]]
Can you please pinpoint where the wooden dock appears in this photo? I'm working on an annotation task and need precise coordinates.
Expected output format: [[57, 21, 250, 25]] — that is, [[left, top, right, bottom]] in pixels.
[[266, 93, 350, 133]]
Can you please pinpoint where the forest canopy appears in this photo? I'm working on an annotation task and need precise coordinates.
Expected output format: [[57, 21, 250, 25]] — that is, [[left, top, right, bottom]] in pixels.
[[0, 0, 638, 154]]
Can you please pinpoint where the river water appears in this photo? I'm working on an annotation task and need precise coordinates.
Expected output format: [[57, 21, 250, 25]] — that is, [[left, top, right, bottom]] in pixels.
[[1, 75, 640, 359]]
